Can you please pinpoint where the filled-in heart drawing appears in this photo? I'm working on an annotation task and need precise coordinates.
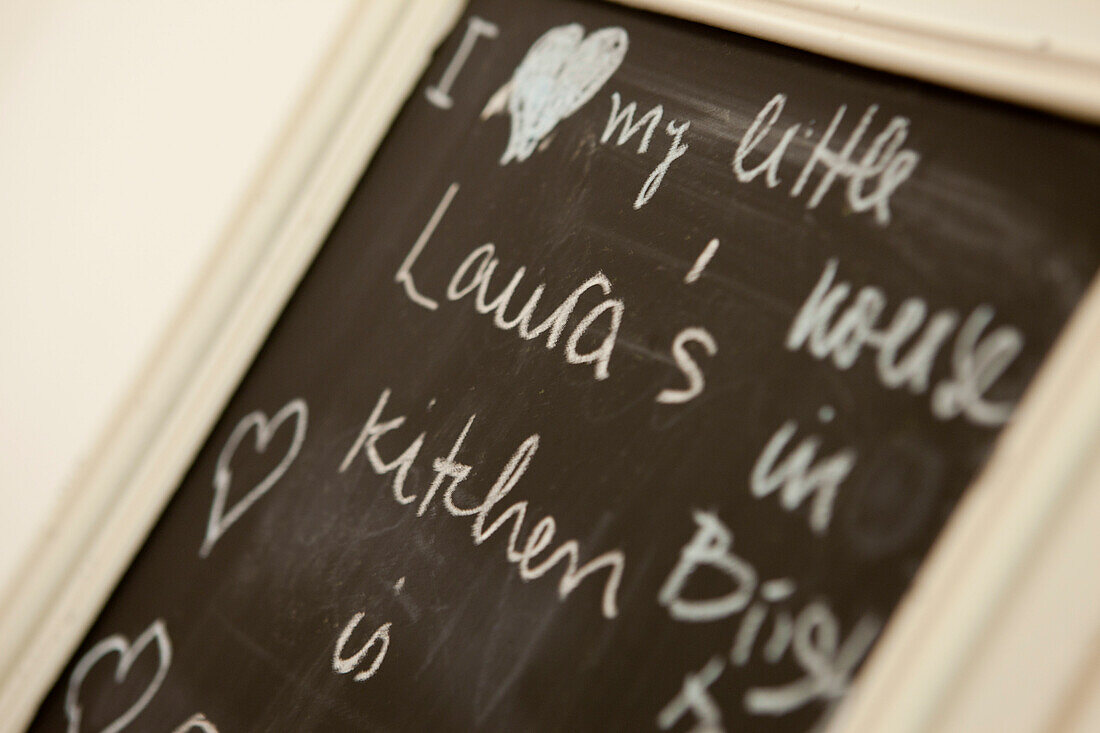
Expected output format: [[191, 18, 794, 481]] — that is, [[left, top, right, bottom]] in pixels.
[[200, 398, 308, 557], [500, 23, 628, 164], [64, 619, 172, 733]]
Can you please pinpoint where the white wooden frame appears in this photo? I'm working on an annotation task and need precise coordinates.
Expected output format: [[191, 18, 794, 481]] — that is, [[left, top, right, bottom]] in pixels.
[[0, 1, 1097, 731]]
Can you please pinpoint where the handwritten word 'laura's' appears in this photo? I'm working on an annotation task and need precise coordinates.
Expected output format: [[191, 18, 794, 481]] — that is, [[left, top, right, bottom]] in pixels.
[[395, 183, 717, 400], [788, 259, 1023, 427], [734, 93, 920, 225]]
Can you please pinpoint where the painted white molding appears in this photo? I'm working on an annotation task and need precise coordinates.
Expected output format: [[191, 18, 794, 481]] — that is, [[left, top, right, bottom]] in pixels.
[[0, 1, 464, 729], [2, 2, 1098, 731], [614, 0, 1100, 122]]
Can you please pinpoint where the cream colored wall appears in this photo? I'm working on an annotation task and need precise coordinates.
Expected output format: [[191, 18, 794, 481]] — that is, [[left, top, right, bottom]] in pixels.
[[0, 0, 355, 593]]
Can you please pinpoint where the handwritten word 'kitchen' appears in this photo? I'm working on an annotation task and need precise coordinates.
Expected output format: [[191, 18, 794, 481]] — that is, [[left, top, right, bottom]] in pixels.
[[339, 387, 627, 619]]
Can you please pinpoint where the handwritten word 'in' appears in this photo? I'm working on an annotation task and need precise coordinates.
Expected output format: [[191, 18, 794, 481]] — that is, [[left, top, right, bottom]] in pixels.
[[751, 419, 856, 535]]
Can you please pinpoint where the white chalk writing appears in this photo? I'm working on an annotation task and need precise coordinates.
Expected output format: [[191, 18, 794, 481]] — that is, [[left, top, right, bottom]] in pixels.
[[600, 91, 691, 208], [333, 614, 392, 682], [65, 619, 172, 733], [659, 512, 881, 728], [787, 259, 1023, 426], [340, 388, 626, 619], [734, 93, 920, 225], [426, 16, 499, 110], [201, 399, 308, 557], [750, 420, 856, 534]]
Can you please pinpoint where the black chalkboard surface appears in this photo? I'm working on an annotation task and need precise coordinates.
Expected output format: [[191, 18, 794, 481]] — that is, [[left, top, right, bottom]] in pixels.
[[31, 0, 1100, 730]]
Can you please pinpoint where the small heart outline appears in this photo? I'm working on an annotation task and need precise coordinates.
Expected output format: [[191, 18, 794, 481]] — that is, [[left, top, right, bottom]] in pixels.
[[501, 23, 628, 164], [64, 618, 172, 733], [200, 398, 308, 558]]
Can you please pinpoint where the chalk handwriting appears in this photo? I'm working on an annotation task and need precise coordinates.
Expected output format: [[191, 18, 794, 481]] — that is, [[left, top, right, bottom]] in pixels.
[[750, 420, 856, 534], [656, 327, 717, 405], [200, 398, 308, 557], [395, 182, 459, 311], [500, 24, 628, 163], [657, 656, 726, 732], [602, 92, 662, 153], [744, 607, 881, 719], [734, 93, 920, 225], [684, 238, 720, 284], [425, 16, 499, 110], [787, 259, 1023, 426], [932, 305, 1025, 427], [600, 91, 691, 208], [447, 244, 624, 380], [659, 511, 756, 623], [396, 185, 625, 381], [340, 388, 626, 619], [659, 513, 881, 727], [65, 619, 172, 733], [171, 713, 219, 733], [334, 614, 392, 682]]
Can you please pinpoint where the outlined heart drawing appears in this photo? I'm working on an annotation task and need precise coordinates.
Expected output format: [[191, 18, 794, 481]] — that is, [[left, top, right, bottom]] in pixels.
[[500, 23, 628, 164], [200, 398, 308, 557], [64, 618, 172, 733]]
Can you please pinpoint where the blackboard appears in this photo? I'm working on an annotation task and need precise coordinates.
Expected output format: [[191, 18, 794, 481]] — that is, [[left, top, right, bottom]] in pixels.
[[31, 0, 1100, 730]]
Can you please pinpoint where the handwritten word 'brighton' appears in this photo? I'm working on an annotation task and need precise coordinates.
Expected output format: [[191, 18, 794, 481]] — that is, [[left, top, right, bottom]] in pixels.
[[656, 511, 881, 731]]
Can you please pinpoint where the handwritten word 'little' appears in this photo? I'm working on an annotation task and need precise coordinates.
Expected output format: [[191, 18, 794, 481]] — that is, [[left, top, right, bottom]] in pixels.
[[734, 93, 920, 225]]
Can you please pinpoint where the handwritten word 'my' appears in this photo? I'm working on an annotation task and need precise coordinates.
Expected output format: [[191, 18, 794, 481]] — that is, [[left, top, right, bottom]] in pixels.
[[734, 93, 920, 225], [600, 91, 690, 209]]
